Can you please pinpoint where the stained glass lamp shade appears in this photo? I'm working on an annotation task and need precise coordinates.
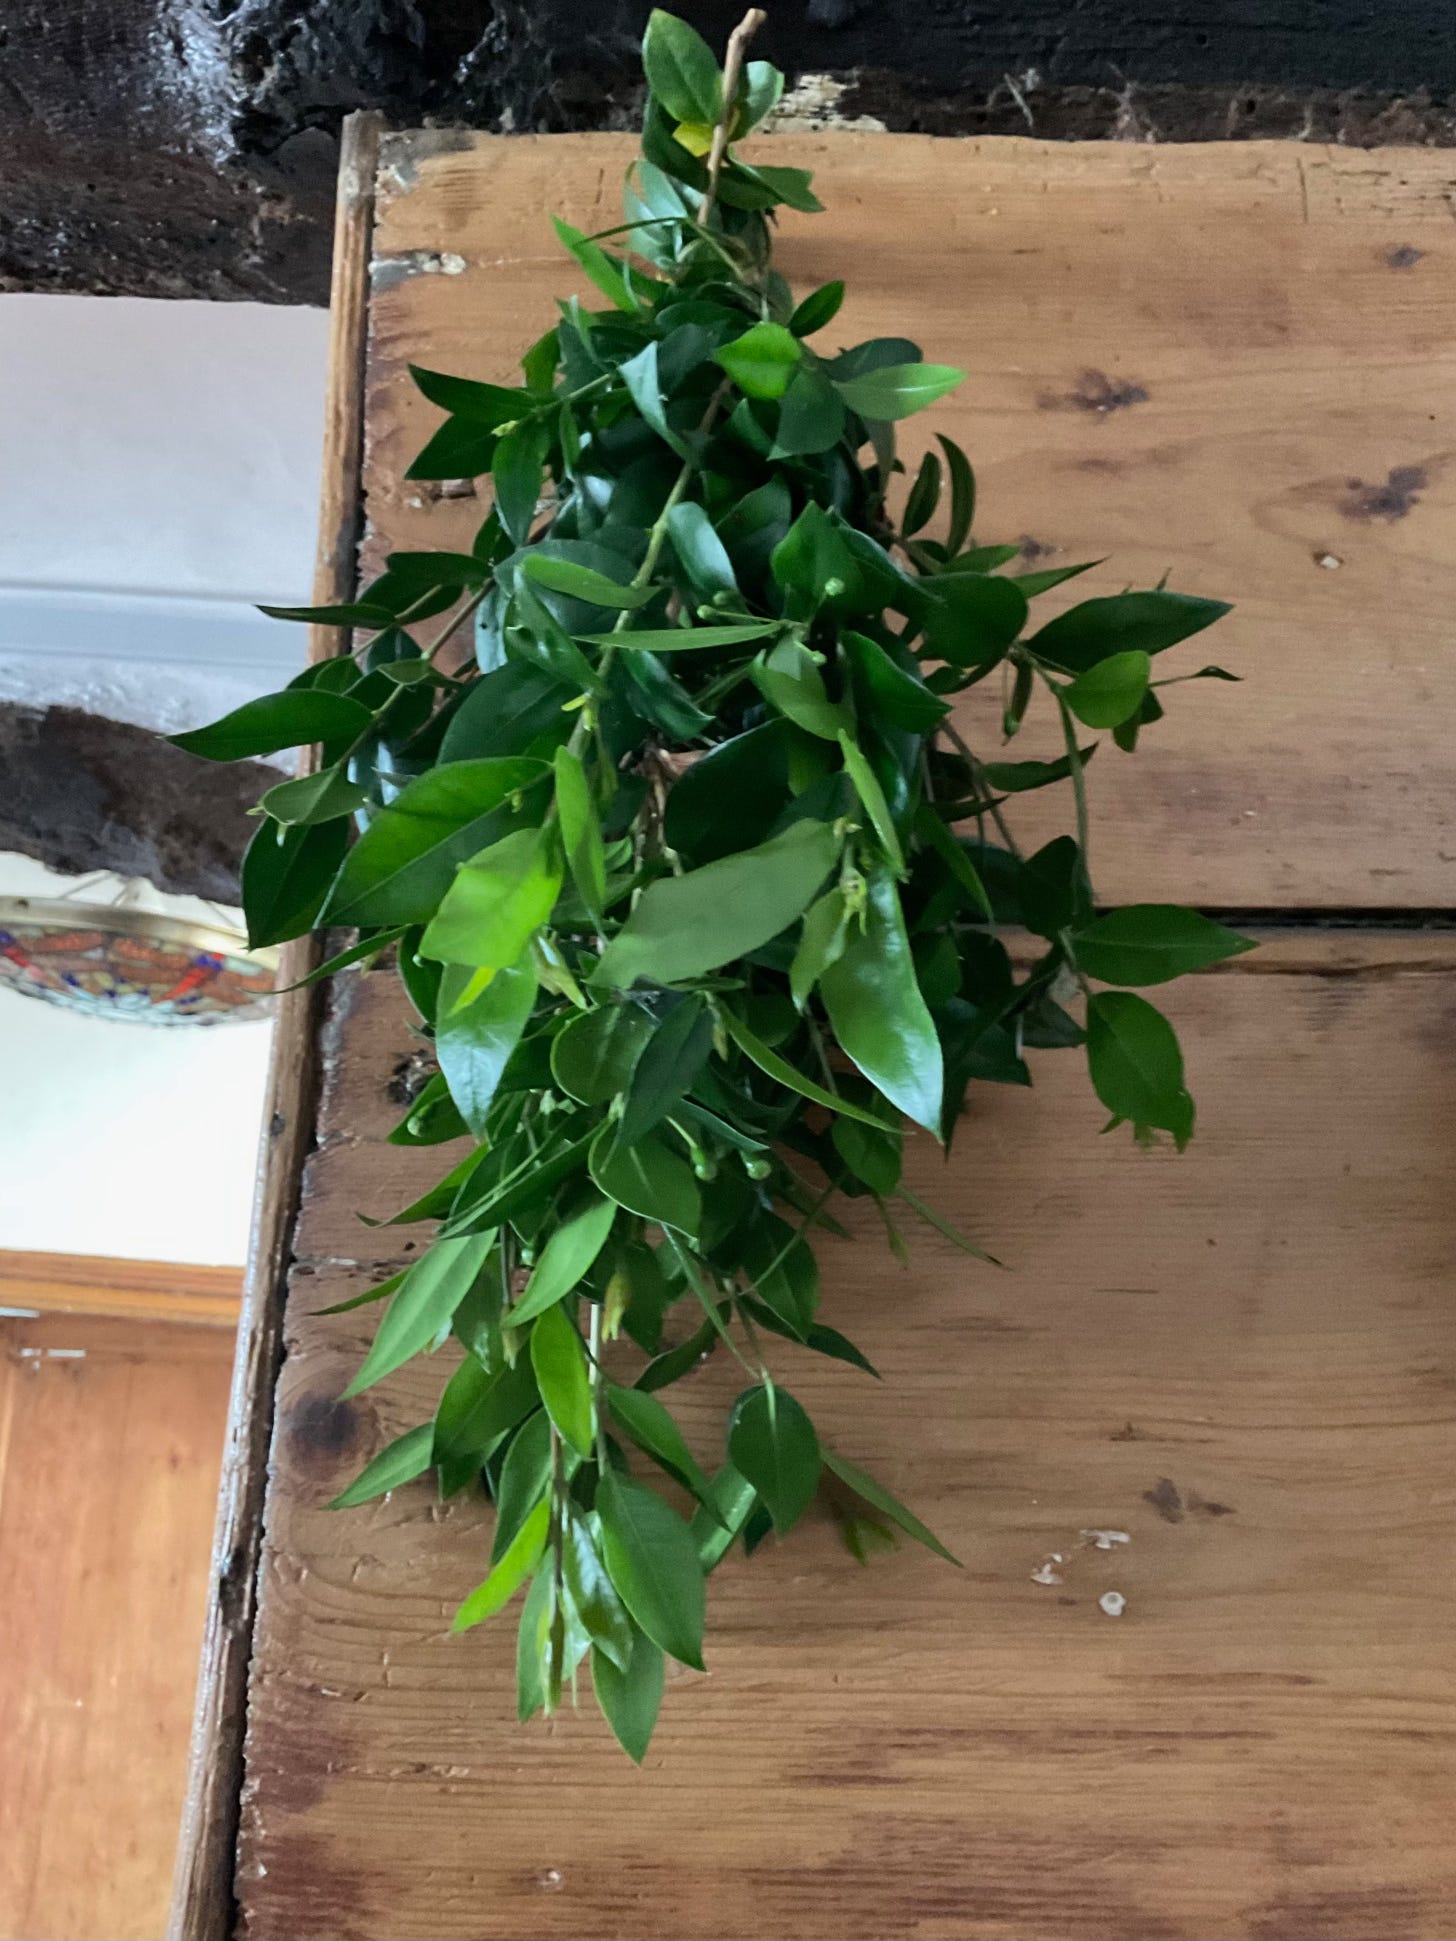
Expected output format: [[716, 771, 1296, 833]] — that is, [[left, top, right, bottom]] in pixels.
[[0, 894, 279, 1026]]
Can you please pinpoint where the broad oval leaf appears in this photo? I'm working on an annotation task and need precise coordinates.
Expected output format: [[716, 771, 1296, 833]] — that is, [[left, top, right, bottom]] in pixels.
[[821, 865, 944, 1135], [418, 828, 563, 969], [1030, 590, 1231, 675], [835, 361, 965, 421], [529, 1301, 595, 1458], [1072, 906, 1255, 986], [436, 953, 538, 1136], [1086, 990, 1195, 1146], [592, 1628, 664, 1763], [551, 1002, 655, 1104], [589, 1125, 702, 1239], [726, 1384, 821, 1534], [714, 320, 803, 401], [1064, 649, 1152, 729]]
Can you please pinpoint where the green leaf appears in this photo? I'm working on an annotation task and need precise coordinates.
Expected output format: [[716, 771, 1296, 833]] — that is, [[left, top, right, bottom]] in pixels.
[[553, 745, 607, 924], [552, 1002, 655, 1105], [773, 365, 847, 457], [509, 1193, 617, 1327], [521, 553, 653, 609], [433, 1349, 538, 1476], [616, 997, 714, 1148], [596, 1469, 706, 1670], [344, 1233, 495, 1397], [529, 1302, 595, 1459], [821, 864, 944, 1135], [552, 215, 636, 313], [902, 450, 942, 536], [1086, 991, 1196, 1147], [720, 1008, 896, 1131], [241, 818, 347, 948], [665, 500, 738, 602], [576, 622, 779, 652], [419, 828, 563, 969], [790, 886, 850, 1009], [715, 320, 802, 401], [769, 503, 860, 622], [589, 1125, 702, 1239], [593, 1629, 664, 1763], [492, 417, 549, 543], [1063, 649, 1152, 729], [727, 1384, 821, 1535], [752, 638, 853, 740], [329, 1422, 433, 1509], [740, 58, 784, 131], [563, 1510, 635, 1670], [453, 1497, 550, 1630], [790, 279, 845, 337], [405, 414, 500, 482], [843, 632, 948, 734], [832, 1115, 902, 1195], [722, 161, 822, 214], [1071, 906, 1256, 986], [435, 953, 538, 1136], [821, 1448, 960, 1564], [935, 434, 976, 552], [609, 1383, 717, 1506], [440, 662, 576, 764], [619, 341, 690, 458], [1030, 590, 1231, 674], [171, 690, 370, 762], [642, 8, 721, 123], [323, 757, 548, 927], [594, 817, 842, 990], [691, 1463, 759, 1568], [923, 572, 1028, 668], [257, 764, 370, 826], [1019, 835, 1091, 937], [409, 366, 528, 424], [836, 362, 965, 421], [838, 730, 904, 874], [979, 747, 1098, 796], [490, 1410, 553, 1563], [913, 808, 994, 922]]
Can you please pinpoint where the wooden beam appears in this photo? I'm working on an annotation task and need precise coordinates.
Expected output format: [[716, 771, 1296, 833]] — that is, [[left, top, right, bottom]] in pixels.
[[166, 108, 384, 1941], [0, 1250, 242, 1327]]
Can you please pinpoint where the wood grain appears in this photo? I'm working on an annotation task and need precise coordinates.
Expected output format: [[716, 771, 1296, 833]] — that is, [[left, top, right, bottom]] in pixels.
[[0, 1250, 241, 1327], [0, 1316, 231, 1941], [166, 109, 383, 1941], [230, 132, 1456, 1941], [363, 131, 1456, 909], [237, 938, 1456, 1941]]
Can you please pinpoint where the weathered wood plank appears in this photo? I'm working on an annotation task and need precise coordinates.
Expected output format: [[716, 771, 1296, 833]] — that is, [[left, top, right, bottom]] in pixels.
[[238, 938, 1456, 1941], [362, 132, 1456, 909]]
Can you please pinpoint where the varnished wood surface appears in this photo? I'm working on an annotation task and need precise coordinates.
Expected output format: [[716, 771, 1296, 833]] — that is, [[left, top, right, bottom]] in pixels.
[[238, 938, 1456, 1941], [364, 132, 1456, 910], [0, 1316, 231, 1941], [0, 1249, 242, 1327], [168, 109, 383, 1941], [226, 131, 1456, 1941]]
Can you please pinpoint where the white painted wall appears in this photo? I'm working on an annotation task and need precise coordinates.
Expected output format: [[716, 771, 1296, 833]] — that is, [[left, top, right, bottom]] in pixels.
[[0, 293, 329, 1266]]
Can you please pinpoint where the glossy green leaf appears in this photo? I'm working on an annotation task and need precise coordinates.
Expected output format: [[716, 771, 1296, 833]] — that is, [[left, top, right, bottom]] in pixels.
[[789, 279, 844, 337], [521, 553, 653, 610], [552, 1001, 655, 1104], [552, 215, 636, 313], [1071, 906, 1256, 986], [720, 1008, 895, 1130], [344, 1233, 495, 1397], [923, 572, 1028, 668], [821, 865, 944, 1134], [329, 1422, 434, 1509], [978, 747, 1098, 796], [594, 817, 841, 989], [715, 320, 802, 400], [419, 828, 563, 969], [615, 996, 714, 1148], [258, 764, 370, 826], [492, 417, 549, 543], [563, 1510, 635, 1670], [510, 1193, 617, 1326], [843, 631, 949, 733], [453, 1497, 550, 1630], [323, 757, 548, 926], [838, 730, 905, 874], [902, 450, 942, 536], [1086, 990, 1196, 1146], [769, 503, 860, 622], [936, 434, 976, 552], [409, 365, 529, 424], [575, 621, 777, 652], [1030, 590, 1231, 674], [821, 1448, 960, 1563], [913, 807, 994, 922], [619, 341, 690, 458], [596, 1469, 706, 1670], [773, 365, 847, 457], [529, 1301, 595, 1458], [553, 745, 607, 923], [1064, 649, 1152, 728], [589, 1125, 702, 1238], [171, 690, 370, 762], [836, 362, 965, 421], [490, 1411, 553, 1563], [665, 500, 738, 601], [727, 1384, 821, 1534], [592, 1629, 664, 1763], [241, 818, 348, 949], [436, 953, 538, 1136], [609, 1382, 716, 1506], [439, 662, 576, 763], [790, 886, 850, 1009], [642, 8, 721, 123]]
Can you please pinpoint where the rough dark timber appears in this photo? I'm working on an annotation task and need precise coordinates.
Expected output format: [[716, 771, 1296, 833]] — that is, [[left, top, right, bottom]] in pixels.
[[2, 1, 1454, 305], [0, 704, 274, 901]]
